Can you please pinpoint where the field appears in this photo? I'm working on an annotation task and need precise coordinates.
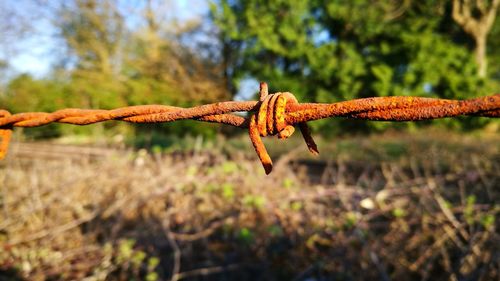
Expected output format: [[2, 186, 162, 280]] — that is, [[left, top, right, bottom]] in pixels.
[[0, 130, 499, 281]]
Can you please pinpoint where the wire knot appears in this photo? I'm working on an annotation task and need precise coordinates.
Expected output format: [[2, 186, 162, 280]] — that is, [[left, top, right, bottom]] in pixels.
[[249, 82, 319, 175]]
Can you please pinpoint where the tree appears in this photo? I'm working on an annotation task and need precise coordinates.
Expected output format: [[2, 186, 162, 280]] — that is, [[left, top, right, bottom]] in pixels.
[[124, 0, 229, 105], [211, 0, 494, 133], [2, 0, 233, 140], [58, 0, 124, 76], [452, 0, 500, 77], [53, 0, 229, 107]]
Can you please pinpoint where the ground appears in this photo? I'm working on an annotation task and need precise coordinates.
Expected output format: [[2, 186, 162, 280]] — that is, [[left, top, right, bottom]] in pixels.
[[0, 130, 499, 280]]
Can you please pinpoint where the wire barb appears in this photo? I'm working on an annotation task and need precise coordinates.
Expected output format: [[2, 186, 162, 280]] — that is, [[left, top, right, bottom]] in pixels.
[[0, 83, 499, 174], [248, 84, 318, 174]]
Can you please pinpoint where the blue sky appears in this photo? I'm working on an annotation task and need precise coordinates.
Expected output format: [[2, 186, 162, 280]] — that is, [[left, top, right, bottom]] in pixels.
[[1, 0, 258, 99], [3, 0, 210, 78]]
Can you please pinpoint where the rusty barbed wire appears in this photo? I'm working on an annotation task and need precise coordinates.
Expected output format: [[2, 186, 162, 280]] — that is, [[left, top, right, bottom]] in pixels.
[[1, 82, 499, 174]]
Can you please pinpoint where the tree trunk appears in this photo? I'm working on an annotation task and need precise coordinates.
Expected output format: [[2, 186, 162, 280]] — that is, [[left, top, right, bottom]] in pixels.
[[452, 0, 500, 78], [475, 33, 487, 78]]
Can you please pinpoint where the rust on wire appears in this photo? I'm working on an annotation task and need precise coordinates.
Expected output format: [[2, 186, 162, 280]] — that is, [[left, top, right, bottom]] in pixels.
[[0, 83, 499, 174]]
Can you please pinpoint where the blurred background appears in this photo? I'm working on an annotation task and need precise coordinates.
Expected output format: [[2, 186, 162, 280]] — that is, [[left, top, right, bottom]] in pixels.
[[0, 1, 499, 280]]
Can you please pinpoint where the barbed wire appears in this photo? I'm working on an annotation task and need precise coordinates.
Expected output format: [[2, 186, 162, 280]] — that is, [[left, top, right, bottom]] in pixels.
[[1, 82, 499, 174]]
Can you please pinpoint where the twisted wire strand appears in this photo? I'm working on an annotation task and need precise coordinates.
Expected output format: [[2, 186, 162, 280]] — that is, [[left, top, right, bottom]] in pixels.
[[0, 83, 499, 174]]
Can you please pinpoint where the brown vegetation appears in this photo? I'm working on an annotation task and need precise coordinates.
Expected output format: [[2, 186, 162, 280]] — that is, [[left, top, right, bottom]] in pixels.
[[0, 132, 499, 280]]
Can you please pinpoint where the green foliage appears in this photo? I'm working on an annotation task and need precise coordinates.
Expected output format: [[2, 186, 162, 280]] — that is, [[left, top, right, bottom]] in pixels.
[[212, 0, 499, 134], [2, 74, 67, 113], [480, 214, 495, 229], [290, 201, 303, 211], [221, 161, 239, 174], [2, 1, 499, 143], [222, 183, 235, 199], [242, 194, 266, 209], [98, 239, 160, 280], [465, 195, 476, 225], [0, 0, 229, 143], [343, 211, 360, 229], [238, 227, 254, 245], [282, 177, 294, 189], [392, 208, 407, 218]]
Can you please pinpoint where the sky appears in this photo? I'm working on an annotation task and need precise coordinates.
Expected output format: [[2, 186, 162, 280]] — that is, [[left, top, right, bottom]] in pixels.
[[2, 0, 210, 78], [1, 0, 258, 99]]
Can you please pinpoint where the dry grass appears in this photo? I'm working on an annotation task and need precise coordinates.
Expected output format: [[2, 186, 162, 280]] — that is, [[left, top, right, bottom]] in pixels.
[[0, 131, 499, 281]]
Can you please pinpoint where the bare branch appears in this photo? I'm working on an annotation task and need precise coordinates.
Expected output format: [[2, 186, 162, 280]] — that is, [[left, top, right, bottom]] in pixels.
[[476, 0, 487, 14], [163, 218, 182, 281], [485, 0, 500, 30], [452, 0, 500, 77], [173, 264, 241, 280], [452, 0, 478, 34]]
